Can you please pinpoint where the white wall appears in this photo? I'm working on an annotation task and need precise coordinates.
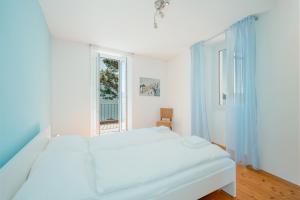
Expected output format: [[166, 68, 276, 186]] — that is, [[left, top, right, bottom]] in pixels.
[[51, 38, 91, 136], [131, 56, 168, 129], [256, 0, 299, 185], [166, 50, 191, 136], [51, 39, 168, 135]]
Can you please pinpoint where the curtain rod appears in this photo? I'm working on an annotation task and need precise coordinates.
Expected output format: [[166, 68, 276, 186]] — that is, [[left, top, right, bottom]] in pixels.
[[203, 16, 259, 44]]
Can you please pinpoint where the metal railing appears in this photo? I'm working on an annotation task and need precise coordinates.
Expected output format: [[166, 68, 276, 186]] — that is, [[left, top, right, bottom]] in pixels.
[[100, 123, 119, 133], [99, 103, 119, 133], [100, 103, 119, 123]]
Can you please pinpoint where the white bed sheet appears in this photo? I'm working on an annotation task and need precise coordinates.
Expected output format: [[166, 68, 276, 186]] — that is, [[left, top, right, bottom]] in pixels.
[[97, 158, 235, 200]]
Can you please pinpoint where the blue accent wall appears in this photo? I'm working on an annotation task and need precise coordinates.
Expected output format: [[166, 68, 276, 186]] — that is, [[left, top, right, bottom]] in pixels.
[[0, 0, 51, 167]]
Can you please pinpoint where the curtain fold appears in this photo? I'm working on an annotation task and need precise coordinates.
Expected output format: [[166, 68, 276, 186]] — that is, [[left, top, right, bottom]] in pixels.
[[191, 42, 210, 141], [225, 16, 259, 168]]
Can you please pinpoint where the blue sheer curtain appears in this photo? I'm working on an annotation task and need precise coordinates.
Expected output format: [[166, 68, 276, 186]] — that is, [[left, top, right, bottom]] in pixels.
[[225, 16, 259, 168], [191, 42, 210, 141]]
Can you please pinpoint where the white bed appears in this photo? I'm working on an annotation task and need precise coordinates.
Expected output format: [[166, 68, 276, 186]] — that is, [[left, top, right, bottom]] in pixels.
[[0, 127, 236, 200]]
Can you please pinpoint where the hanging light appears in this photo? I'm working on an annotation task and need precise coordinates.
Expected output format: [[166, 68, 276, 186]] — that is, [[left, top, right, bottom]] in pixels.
[[154, 0, 171, 29]]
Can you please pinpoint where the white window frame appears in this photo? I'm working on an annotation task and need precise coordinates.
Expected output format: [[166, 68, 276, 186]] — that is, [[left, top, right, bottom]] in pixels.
[[218, 49, 227, 106], [90, 46, 129, 136]]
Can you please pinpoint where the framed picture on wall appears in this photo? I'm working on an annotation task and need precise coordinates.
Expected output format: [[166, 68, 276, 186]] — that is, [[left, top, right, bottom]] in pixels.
[[139, 77, 160, 96]]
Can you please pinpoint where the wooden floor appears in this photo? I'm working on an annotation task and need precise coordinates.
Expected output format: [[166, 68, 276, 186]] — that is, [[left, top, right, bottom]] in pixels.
[[200, 165, 300, 200]]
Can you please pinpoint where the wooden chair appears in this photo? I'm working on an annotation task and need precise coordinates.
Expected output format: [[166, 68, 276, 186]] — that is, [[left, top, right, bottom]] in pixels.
[[156, 108, 173, 130]]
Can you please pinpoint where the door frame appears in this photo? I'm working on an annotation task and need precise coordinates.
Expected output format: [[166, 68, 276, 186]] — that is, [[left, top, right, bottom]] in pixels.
[[97, 53, 128, 134]]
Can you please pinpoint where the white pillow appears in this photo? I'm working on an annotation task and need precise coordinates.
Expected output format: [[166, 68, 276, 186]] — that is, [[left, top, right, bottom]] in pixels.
[[89, 127, 178, 151], [46, 135, 89, 152], [13, 152, 97, 200]]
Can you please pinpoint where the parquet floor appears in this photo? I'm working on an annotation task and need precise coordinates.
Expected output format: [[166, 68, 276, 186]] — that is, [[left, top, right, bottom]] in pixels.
[[200, 165, 300, 200]]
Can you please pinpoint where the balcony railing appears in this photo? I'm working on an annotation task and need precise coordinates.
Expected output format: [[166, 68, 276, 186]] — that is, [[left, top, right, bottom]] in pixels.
[[100, 103, 118, 122], [100, 123, 119, 133], [100, 102, 119, 133]]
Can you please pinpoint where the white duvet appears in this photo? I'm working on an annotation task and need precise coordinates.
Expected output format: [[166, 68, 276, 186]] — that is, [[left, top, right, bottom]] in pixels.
[[13, 127, 230, 200], [91, 137, 229, 194]]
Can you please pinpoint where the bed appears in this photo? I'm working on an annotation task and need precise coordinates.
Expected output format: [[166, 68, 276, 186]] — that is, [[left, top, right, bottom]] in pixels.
[[0, 127, 236, 200]]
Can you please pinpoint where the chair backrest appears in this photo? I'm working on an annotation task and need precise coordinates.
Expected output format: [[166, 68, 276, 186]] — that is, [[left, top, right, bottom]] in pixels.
[[160, 108, 173, 121]]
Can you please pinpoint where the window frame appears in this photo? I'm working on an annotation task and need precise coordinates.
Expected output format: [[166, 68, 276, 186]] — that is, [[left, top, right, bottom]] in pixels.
[[218, 49, 226, 106]]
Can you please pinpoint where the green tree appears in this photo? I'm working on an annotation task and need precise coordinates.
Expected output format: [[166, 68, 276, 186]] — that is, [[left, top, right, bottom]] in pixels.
[[100, 58, 119, 100]]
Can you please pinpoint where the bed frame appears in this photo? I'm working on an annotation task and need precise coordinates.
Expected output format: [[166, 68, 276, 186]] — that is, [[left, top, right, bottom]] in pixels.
[[0, 128, 236, 200], [0, 128, 51, 200], [159, 165, 236, 200]]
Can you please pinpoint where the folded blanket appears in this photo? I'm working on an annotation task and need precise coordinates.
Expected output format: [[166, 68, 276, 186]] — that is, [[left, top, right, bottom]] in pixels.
[[180, 136, 209, 149], [91, 137, 229, 194]]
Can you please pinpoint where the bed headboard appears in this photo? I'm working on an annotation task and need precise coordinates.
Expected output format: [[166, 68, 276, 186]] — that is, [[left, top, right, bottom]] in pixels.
[[0, 127, 51, 200]]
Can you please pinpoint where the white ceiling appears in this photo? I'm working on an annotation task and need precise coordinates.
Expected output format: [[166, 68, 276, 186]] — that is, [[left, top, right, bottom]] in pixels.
[[39, 0, 275, 60]]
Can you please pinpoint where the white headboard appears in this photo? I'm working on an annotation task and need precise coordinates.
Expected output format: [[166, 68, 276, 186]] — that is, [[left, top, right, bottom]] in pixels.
[[0, 127, 51, 200]]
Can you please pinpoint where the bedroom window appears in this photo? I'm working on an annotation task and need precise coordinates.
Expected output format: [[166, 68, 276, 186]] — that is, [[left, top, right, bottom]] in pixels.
[[218, 49, 227, 106]]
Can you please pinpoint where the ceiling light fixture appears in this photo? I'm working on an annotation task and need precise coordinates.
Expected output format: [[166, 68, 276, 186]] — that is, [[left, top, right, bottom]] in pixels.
[[154, 0, 170, 29]]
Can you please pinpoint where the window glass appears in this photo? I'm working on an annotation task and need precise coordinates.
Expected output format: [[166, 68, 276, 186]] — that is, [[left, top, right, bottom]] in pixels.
[[218, 49, 227, 106]]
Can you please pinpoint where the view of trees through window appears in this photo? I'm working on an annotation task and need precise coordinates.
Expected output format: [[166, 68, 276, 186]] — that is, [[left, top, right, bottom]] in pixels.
[[99, 56, 127, 133], [99, 57, 120, 131], [100, 58, 119, 100]]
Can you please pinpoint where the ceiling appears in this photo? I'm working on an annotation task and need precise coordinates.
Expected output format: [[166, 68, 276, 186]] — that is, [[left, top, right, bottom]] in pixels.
[[39, 0, 275, 60]]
